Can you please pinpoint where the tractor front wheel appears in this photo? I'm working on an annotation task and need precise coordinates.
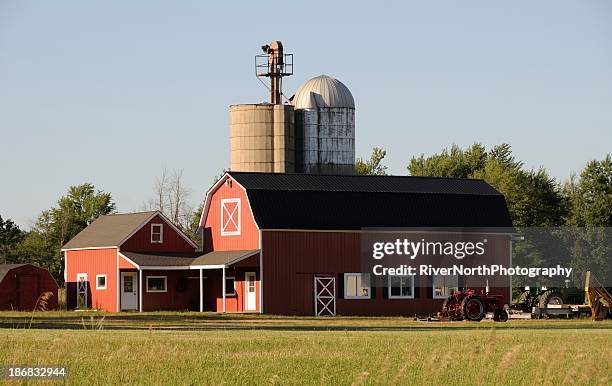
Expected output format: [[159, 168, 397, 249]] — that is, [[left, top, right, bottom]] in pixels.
[[493, 309, 509, 322], [462, 296, 485, 321]]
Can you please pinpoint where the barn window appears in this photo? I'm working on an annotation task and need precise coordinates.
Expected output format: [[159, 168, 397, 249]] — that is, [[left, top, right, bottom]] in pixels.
[[220, 198, 241, 236], [146, 276, 167, 292], [225, 276, 236, 296], [151, 224, 163, 243], [344, 273, 370, 299], [433, 275, 459, 299], [96, 274, 107, 290], [388, 275, 414, 299]]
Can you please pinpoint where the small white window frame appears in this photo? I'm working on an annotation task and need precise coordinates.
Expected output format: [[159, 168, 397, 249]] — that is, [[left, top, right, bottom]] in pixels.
[[225, 276, 236, 296], [432, 275, 459, 299], [344, 273, 371, 299], [151, 223, 164, 244], [95, 274, 107, 290], [146, 276, 167, 293], [387, 275, 415, 299], [220, 198, 241, 236]]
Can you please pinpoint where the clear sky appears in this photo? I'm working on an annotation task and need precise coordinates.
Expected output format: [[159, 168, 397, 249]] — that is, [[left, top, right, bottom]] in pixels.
[[1, 0, 610, 228]]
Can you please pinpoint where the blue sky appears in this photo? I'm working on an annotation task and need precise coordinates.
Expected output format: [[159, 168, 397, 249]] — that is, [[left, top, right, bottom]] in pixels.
[[1, 0, 610, 228]]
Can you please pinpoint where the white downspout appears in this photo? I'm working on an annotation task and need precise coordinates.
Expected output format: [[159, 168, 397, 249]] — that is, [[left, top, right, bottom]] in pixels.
[[138, 269, 143, 313], [222, 266, 226, 313], [199, 268, 204, 312]]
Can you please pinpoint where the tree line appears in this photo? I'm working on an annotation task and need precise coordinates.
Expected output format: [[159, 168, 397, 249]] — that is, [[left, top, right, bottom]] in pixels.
[[357, 143, 611, 228]]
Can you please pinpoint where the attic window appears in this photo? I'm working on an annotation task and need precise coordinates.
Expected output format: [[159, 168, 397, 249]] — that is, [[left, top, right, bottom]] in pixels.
[[151, 224, 163, 243]]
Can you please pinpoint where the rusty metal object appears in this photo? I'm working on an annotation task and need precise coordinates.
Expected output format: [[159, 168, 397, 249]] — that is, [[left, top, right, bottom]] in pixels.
[[256, 41, 293, 104]]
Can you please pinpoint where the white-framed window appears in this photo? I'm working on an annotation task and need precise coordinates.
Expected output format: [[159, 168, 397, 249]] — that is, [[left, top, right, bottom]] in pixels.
[[225, 276, 236, 296], [95, 274, 107, 290], [433, 275, 459, 299], [146, 276, 167, 293], [220, 198, 241, 236], [344, 273, 371, 299], [388, 275, 414, 299], [151, 223, 163, 243]]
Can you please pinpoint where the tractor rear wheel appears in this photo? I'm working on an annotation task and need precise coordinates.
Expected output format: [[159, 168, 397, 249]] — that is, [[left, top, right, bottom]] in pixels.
[[538, 290, 563, 308], [462, 296, 485, 321]]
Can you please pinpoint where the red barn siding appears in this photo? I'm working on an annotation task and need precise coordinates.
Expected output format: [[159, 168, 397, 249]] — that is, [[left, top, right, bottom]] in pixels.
[[141, 270, 199, 311], [261, 231, 511, 316], [0, 265, 59, 311], [121, 215, 195, 253], [202, 178, 259, 252], [203, 268, 260, 313], [65, 248, 118, 312], [118, 255, 137, 269]]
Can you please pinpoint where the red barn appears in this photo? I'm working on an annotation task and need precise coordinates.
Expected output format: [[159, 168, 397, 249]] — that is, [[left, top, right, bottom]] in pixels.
[[63, 172, 513, 316], [0, 264, 59, 311]]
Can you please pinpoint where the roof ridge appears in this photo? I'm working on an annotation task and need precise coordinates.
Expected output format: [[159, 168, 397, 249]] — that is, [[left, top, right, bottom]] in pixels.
[[104, 210, 158, 217], [227, 171, 486, 182], [244, 188, 501, 196]]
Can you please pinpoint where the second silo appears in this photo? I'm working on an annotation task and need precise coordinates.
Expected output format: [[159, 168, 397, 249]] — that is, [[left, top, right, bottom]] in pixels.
[[292, 75, 355, 175]]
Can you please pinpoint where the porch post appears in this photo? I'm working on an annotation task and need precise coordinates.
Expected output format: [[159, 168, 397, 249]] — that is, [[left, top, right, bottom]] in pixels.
[[222, 266, 226, 313], [138, 269, 143, 313], [199, 268, 203, 312]]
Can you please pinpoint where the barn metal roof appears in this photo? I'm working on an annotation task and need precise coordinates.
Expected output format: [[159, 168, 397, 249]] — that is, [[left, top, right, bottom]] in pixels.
[[228, 172, 502, 195], [0, 264, 28, 282], [227, 172, 513, 229], [292, 75, 355, 109]]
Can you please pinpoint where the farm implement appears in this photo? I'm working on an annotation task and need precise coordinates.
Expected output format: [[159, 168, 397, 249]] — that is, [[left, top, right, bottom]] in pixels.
[[510, 271, 612, 320]]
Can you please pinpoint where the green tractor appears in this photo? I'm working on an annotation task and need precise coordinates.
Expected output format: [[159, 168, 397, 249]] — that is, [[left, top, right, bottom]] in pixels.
[[513, 283, 584, 313]]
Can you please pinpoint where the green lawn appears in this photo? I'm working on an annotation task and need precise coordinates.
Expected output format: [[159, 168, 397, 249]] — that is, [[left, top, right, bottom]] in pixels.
[[0, 312, 610, 385]]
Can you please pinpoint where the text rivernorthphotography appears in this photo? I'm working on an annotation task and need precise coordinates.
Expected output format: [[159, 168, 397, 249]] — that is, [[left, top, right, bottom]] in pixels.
[[372, 264, 573, 278]]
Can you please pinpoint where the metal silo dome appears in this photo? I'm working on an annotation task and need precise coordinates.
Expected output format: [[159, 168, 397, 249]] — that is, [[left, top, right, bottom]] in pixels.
[[292, 75, 355, 109], [292, 74, 356, 175]]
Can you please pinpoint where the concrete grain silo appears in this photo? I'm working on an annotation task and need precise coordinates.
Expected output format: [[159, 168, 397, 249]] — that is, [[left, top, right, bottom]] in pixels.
[[292, 75, 355, 175], [229, 103, 294, 173]]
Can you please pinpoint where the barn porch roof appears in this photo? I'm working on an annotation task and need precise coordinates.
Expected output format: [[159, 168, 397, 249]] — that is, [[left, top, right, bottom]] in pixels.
[[119, 250, 260, 269]]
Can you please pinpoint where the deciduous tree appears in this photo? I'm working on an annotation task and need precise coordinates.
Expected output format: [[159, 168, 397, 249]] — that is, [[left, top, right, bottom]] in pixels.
[[356, 147, 388, 176]]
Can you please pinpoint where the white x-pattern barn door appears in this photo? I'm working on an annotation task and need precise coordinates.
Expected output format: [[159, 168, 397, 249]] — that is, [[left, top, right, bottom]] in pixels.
[[220, 198, 241, 236], [76, 273, 88, 309], [314, 276, 336, 316]]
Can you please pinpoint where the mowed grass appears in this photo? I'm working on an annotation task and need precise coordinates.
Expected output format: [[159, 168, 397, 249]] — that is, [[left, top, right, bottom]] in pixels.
[[0, 313, 610, 385]]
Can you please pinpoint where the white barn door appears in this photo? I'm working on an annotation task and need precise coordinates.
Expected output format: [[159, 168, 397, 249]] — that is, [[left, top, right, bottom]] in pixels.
[[314, 276, 336, 316]]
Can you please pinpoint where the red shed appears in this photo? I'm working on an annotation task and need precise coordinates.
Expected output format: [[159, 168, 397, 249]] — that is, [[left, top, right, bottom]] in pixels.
[[0, 264, 59, 311]]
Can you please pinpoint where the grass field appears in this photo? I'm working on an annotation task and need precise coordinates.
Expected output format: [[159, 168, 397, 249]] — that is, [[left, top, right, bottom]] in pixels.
[[0, 312, 610, 385]]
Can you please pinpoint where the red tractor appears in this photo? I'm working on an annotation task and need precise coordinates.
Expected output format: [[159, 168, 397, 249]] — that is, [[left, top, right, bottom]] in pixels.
[[438, 288, 508, 322]]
